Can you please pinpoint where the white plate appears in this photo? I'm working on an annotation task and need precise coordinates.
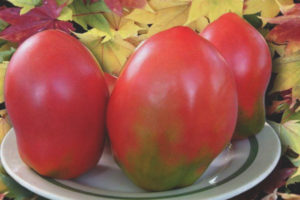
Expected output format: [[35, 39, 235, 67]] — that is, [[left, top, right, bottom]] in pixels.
[[1, 123, 281, 200]]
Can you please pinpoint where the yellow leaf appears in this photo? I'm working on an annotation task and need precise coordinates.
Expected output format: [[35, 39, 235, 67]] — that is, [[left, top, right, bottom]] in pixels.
[[286, 41, 300, 56], [286, 165, 300, 185], [292, 85, 300, 100], [76, 11, 144, 76], [0, 62, 8, 103], [207, 0, 243, 22], [279, 192, 300, 200], [58, 7, 73, 21], [126, 34, 148, 47], [186, 0, 243, 25], [77, 29, 136, 76], [147, 3, 190, 37], [0, 180, 7, 193], [75, 28, 111, 43], [125, 7, 156, 24], [269, 43, 286, 57], [20, 6, 34, 14], [186, 16, 209, 33], [148, 0, 190, 10], [270, 53, 300, 94], [0, 110, 11, 144], [244, 0, 293, 18], [104, 12, 143, 39], [185, 0, 207, 25], [8, 0, 41, 14]]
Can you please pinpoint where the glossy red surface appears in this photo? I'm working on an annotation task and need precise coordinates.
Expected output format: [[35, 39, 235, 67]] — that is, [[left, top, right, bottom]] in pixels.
[[5, 30, 109, 179], [107, 26, 238, 191], [202, 13, 272, 139]]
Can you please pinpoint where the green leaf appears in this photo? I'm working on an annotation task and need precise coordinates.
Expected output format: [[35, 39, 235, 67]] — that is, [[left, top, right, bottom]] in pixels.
[[0, 173, 34, 200], [70, 0, 110, 32], [56, 0, 73, 5], [286, 110, 300, 121], [0, 19, 8, 31], [8, 0, 42, 14], [56, 0, 73, 21], [58, 6, 73, 21], [0, 47, 16, 63], [269, 120, 300, 166], [0, 163, 47, 200], [287, 167, 300, 185], [243, 13, 263, 29]]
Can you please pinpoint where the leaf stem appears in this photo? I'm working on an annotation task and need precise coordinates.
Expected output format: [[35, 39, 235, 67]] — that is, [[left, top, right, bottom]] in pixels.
[[72, 11, 105, 17]]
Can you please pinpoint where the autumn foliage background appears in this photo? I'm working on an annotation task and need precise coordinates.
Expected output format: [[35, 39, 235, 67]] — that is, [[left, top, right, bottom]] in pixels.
[[0, 0, 300, 199]]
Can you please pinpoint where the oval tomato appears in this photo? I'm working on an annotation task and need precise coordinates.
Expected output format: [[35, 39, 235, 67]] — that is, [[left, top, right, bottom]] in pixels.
[[5, 30, 109, 179], [201, 13, 272, 139], [107, 26, 238, 191]]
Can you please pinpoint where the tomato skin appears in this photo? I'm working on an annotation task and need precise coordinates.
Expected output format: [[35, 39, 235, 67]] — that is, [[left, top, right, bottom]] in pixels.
[[5, 30, 109, 179], [201, 13, 272, 139], [107, 26, 238, 191]]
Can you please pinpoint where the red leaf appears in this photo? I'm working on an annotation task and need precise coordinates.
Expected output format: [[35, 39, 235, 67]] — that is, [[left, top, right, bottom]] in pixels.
[[266, 4, 300, 54], [267, 89, 294, 118], [0, 0, 74, 43], [104, 0, 122, 15], [262, 168, 296, 193], [104, 0, 146, 15], [120, 0, 146, 8]]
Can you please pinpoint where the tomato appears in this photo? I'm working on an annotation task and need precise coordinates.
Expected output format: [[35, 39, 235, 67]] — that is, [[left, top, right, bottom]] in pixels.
[[107, 26, 238, 191], [201, 13, 272, 139], [5, 30, 109, 179]]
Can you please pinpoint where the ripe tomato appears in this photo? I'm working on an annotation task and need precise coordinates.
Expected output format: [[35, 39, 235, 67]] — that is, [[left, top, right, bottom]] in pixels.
[[201, 13, 272, 139], [107, 26, 238, 191], [5, 30, 109, 179]]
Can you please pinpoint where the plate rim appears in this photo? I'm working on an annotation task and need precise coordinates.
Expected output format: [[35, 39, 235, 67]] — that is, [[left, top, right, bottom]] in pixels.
[[1, 123, 281, 200]]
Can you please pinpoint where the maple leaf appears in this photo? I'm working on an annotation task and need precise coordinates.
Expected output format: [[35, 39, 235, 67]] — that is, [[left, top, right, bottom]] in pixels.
[[279, 192, 300, 199], [186, 0, 243, 25], [104, 0, 147, 16], [0, 46, 15, 63], [287, 167, 300, 185], [266, 89, 293, 116], [266, 4, 300, 55], [104, 12, 142, 38], [0, 20, 7, 31], [0, 168, 36, 200], [0, 62, 8, 103], [70, 0, 110, 32], [7, 0, 41, 14], [0, 0, 74, 43], [243, 0, 294, 19], [146, 0, 190, 37], [261, 166, 296, 193], [270, 52, 300, 100], [83, 0, 99, 4], [125, 2, 156, 24], [0, 109, 11, 144], [77, 29, 136, 75], [76, 11, 143, 75], [140, 0, 243, 37], [269, 119, 300, 166], [232, 157, 296, 200]]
